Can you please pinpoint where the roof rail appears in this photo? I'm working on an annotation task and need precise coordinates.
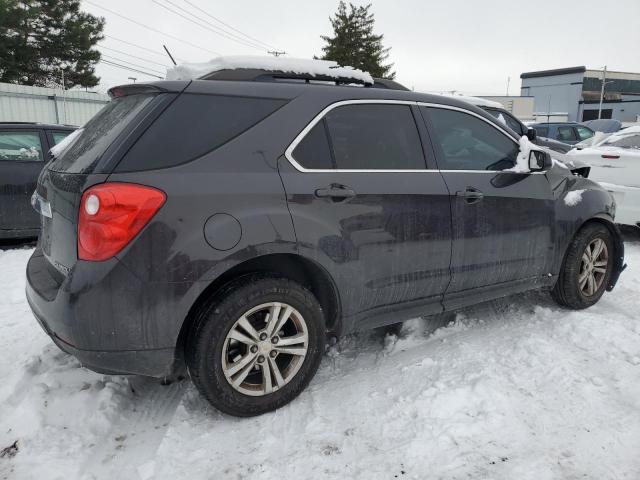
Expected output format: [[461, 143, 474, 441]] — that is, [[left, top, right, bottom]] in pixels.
[[198, 68, 408, 91]]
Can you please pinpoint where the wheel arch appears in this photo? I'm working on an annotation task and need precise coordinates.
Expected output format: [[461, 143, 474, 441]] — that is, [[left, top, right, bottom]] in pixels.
[[174, 253, 342, 365]]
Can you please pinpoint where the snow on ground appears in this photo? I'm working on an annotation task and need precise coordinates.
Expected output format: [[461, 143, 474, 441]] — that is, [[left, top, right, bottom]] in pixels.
[[1, 238, 640, 479]]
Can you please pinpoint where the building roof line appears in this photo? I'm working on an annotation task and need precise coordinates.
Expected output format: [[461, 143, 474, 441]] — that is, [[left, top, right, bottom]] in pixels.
[[520, 66, 586, 79]]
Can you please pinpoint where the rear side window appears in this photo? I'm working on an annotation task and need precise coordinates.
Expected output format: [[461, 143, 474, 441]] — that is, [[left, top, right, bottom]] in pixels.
[[48, 93, 156, 173], [425, 107, 519, 171], [535, 126, 549, 137], [292, 121, 333, 169], [0, 131, 43, 161], [325, 104, 425, 170], [116, 94, 287, 172]]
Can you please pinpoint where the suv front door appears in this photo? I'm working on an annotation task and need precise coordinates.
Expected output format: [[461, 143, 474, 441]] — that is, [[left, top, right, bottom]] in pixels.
[[421, 105, 556, 310], [279, 101, 452, 330]]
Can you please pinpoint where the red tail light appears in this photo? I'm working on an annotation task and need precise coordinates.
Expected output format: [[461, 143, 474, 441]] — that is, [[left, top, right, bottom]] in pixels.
[[601, 154, 620, 159], [78, 183, 166, 261]]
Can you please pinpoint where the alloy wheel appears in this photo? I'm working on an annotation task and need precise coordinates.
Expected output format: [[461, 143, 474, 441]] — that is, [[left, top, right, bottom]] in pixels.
[[578, 238, 609, 297], [221, 302, 309, 396]]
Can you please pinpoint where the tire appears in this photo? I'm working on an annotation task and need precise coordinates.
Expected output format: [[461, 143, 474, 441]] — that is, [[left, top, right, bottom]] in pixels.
[[186, 275, 325, 417], [552, 223, 614, 309]]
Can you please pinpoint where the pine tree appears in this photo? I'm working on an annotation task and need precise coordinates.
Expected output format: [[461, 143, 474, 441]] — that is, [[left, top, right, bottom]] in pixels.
[[319, 2, 395, 80], [0, 0, 104, 88]]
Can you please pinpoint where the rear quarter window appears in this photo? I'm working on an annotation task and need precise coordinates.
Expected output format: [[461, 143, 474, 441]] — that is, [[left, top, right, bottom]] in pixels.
[[115, 94, 287, 172], [48, 93, 156, 173]]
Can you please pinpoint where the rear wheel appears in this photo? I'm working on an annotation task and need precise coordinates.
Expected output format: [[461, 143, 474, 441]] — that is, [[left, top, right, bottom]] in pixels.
[[186, 275, 325, 417], [552, 223, 614, 309]]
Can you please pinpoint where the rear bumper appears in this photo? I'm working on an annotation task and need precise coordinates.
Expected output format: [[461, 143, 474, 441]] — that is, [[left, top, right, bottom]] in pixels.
[[25, 247, 183, 377]]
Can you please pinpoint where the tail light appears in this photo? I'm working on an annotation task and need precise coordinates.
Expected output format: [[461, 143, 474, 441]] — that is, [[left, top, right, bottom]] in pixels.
[[78, 183, 166, 261], [601, 154, 620, 159]]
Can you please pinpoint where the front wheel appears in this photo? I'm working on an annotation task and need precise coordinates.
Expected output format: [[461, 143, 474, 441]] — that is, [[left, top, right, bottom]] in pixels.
[[186, 275, 325, 417], [552, 223, 614, 309]]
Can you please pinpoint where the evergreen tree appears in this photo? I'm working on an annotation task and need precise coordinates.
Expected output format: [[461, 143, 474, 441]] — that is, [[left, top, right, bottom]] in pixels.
[[319, 2, 394, 79], [0, 0, 104, 88]]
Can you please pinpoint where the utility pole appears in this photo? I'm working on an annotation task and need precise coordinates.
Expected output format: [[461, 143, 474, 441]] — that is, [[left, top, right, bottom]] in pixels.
[[128, 77, 137, 83], [506, 76, 510, 96], [267, 50, 286, 57], [60, 69, 67, 124], [598, 65, 607, 120]]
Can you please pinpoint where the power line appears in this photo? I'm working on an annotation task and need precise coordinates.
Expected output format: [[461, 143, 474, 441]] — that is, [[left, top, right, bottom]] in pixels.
[[183, 0, 279, 51], [100, 60, 164, 79], [85, 0, 220, 56], [101, 54, 166, 76], [104, 34, 186, 62], [160, 0, 266, 50], [98, 45, 171, 69], [152, 0, 266, 51]]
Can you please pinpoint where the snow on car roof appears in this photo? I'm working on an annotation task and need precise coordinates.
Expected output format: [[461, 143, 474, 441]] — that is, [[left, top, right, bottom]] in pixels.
[[165, 55, 374, 84], [439, 94, 503, 109]]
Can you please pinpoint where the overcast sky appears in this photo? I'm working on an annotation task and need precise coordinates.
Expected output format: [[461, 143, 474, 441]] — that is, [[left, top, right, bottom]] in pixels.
[[81, 0, 640, 95]]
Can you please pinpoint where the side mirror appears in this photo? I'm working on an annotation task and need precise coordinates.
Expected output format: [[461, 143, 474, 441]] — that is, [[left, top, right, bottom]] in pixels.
[[529, 150, 552, 171], [526, 127, 537, 141]]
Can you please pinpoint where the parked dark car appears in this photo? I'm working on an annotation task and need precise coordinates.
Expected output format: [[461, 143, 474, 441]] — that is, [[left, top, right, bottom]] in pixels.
[[531, 122, 595, 145], [26, 74, 625, 417], [0, 122, 75, 239], [479, 105, 573, 154]]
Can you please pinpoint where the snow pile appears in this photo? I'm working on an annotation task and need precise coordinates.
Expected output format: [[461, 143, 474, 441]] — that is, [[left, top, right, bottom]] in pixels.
[[2, 242, 640, 478], [49, 128, 82, 158], [564, 189, 585, 206], [506, 135, 536, 173], [18, 147, 39, 159], [166, 55, 374, 84], [441, 94, 503, 109]]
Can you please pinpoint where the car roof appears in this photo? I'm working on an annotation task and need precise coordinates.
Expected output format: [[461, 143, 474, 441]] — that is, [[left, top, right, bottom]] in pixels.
[[138, 79, 497, 116], [0, 122, 77, 130]]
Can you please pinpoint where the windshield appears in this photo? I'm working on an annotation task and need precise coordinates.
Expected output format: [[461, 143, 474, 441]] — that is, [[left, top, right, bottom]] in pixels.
[[48, 93, 156, 174]]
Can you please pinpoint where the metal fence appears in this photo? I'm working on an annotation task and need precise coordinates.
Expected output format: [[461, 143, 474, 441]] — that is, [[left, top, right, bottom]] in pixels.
[[0, 82, 109, 126]]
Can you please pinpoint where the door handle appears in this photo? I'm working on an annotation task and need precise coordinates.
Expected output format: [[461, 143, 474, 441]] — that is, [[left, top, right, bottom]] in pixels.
[[315, 184, 356, 201], [456, 187, 484, 204]]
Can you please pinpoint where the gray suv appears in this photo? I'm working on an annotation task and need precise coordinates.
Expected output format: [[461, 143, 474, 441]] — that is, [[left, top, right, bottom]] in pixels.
[[26, 72, 625, 416]]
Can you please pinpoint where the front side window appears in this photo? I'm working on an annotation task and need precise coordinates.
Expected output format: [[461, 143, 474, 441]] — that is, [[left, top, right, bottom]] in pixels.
[[424, 107, 519, 171], [0, 131, 43, 162], [486, 109, 523, 135], [557, 126, 577, 141], [576, 126, 594, 140], [291, 103, 426, 170], [51, 131, 72, 145]]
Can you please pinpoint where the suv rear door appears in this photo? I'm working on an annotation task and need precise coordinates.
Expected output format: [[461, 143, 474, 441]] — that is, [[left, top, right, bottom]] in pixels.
[[0, 128, 47, 236], [421, 105, 555, 310], [279, 101, 452, 330]]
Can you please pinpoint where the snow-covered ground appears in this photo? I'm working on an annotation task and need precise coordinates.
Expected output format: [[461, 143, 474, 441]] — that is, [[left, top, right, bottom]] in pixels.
[[1, 238, 640, 479]]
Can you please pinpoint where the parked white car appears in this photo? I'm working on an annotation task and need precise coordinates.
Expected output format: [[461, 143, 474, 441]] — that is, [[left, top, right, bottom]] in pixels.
[[568, 126, 640, 227]]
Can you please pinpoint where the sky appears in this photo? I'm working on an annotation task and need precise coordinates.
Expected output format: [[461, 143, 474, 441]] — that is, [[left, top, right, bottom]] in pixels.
[[81, 0, 640, 96]]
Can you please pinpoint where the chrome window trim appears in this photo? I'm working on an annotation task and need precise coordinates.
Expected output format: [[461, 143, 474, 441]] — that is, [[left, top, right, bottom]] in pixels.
[[284, 99, 535, 174]]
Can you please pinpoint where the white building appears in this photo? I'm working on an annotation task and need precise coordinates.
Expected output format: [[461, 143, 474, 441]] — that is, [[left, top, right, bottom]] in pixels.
[[0, 82, 109, 126]]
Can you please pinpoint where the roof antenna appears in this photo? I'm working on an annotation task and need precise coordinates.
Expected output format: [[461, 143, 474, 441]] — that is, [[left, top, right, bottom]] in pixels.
[[163, 45, 177, 66]]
